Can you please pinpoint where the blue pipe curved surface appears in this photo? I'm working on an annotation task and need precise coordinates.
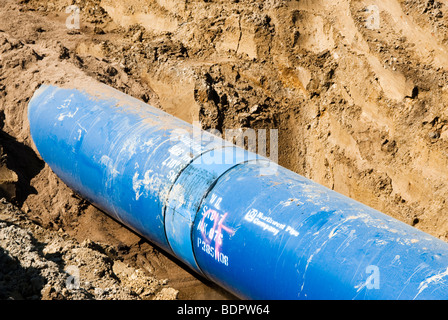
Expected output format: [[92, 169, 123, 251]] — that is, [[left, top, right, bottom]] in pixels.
[[28, 83, 448, 300]]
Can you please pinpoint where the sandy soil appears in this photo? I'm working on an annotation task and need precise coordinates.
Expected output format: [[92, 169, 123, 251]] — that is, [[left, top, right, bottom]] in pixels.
[[1, 0, 448, 299]]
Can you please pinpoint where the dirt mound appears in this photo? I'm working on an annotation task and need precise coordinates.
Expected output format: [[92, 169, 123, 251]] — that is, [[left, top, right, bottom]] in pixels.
[[0, 0, 448, 299], [0, 199, 178, 299]]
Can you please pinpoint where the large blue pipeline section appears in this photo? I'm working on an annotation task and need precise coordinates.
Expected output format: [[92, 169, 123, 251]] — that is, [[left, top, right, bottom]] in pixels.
[[28, 83, 448, 300]]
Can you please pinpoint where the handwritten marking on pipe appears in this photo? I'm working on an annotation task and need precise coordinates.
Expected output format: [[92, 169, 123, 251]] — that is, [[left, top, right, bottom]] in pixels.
[[57, 97, 73, 109], [197, 206, 235, 267], [58, 107, 79, 121], [210, 193, 222, 210]]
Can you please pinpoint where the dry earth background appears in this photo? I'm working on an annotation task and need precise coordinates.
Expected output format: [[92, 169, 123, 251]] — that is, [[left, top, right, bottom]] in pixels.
[[1, 0, 448, 300]]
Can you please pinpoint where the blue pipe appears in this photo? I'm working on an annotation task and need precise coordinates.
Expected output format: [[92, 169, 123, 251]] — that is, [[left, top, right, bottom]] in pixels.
[[28, 83, 448, 300]]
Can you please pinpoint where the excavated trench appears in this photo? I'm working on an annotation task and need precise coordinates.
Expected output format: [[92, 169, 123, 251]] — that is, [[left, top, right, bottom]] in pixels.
[[1, 0, 448, 299]]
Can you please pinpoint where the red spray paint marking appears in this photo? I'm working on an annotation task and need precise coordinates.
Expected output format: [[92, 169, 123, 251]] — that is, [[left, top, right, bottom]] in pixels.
[[200, 209, 235, 259]]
